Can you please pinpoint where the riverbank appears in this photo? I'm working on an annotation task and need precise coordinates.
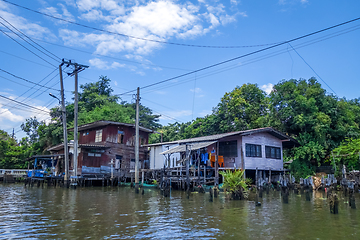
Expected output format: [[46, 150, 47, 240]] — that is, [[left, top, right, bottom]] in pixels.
[[1, 184, 359, 239]]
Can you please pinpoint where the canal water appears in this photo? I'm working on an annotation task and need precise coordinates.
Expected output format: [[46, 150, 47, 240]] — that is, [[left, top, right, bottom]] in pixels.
[[0, 184, 359, 239]]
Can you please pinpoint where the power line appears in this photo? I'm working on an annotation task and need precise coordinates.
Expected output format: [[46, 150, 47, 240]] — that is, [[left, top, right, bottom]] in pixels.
[[31, 37, 193, 71], [0, 94, 50, 113], [2, 0, 286, 49], [288, 43, 337, 95], [0, 49, 54, 69], [114, 16, 360, 96], [0, 29, 57, 67], [0, 16, 60, 61], [140, 25, 360, 95], [0, 68, 60, 91], [0, 69, 57, 115]]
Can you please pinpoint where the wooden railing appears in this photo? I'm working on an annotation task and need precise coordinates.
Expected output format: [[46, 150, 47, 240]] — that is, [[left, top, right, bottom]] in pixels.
[[0, 169, 27, 176]]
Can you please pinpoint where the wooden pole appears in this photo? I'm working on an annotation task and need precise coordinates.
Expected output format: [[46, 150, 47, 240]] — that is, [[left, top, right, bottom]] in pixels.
[[215, 141, 219, 186], [135, 87, 140, 193], [74, 65, 79, 178], [59, 64, 69, 185]]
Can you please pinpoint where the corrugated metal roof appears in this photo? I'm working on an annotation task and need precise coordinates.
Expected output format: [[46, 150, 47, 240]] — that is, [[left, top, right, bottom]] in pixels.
[[145, 127, 299, 148], [68, 120, 154, 133], [47, 142, 108, 151], [159, 141, 217, 155]]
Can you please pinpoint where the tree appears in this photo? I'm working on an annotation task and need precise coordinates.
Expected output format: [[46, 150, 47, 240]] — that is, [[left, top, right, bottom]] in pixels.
[[213, 83, 268, 132]]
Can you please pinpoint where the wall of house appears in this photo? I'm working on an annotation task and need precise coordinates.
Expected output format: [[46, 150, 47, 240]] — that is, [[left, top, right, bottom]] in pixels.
[[242, 132, 283, 170], [149, 144, 181, 170], [78, 124, 150, 176], [79, 124, 149, 145]]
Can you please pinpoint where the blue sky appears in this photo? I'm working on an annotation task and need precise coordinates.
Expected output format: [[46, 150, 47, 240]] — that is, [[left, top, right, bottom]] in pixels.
[[0, 0, 359, 139]]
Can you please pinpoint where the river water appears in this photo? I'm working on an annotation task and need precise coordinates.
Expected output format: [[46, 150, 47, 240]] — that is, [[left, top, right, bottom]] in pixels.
[[0, 184, 359, 239]]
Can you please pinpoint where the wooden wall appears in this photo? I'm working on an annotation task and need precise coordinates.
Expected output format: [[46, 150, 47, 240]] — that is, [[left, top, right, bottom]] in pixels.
[[242, 132, 283, 170]]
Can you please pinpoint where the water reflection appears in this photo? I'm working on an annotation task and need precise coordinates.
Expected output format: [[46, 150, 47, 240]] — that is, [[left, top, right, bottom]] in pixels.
[[0, 184, 360, 239]]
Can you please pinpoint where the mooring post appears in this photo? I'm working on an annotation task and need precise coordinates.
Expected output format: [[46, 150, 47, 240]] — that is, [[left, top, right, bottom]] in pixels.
[[203, 165, 206, 184], [141, 171, 144, 185]]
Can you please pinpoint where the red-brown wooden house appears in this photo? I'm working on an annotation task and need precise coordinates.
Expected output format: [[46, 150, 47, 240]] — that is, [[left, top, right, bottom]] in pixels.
[[48, 121, 153, 177]]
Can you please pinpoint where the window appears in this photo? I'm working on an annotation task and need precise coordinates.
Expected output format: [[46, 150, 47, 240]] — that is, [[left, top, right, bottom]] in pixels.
[[245, 144, 262, 157], [95, 153, 101, 157], [88, 153, 95, 157], [95, 129, 102, 142], [219, 140, 238, 157], [265, 146, 281, 159], [117, 131, 124, 144]]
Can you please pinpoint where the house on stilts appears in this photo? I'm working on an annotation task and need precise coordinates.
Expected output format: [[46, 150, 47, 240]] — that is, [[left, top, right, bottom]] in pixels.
[[145, 127, 299, 187]]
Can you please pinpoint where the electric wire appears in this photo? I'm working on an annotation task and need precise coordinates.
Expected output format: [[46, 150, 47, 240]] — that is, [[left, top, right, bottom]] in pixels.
[[1, 0, 287, 49], [0, 29, 57, 67], [0, 68, 60, 91], [0, 68, 58, 115], [140, 25, 360, 95], [0, 94, 50, 113], [0, 49, 54, 69], [114, 17, 360, 96], [0, 16, 60, 62], [288, 43, 337, 95]]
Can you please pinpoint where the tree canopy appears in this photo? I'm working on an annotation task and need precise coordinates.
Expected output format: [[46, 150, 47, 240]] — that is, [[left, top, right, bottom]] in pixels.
[[3, 76, 360, 178]]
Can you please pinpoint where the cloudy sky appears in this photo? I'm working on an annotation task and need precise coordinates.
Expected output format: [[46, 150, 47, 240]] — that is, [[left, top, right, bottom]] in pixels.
[[0, 0, 359, 139]]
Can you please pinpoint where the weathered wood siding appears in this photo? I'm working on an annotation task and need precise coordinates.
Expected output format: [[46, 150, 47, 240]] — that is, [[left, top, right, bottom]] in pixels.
[[242, 132, 283, 170], [78, 124, 150, 176], [149, 144, 180, 170]]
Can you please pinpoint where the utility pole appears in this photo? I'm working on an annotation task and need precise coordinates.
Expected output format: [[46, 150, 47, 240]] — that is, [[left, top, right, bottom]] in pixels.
[[59, 63, 69, 187], [62, 60, 88, 180], [12, 128, 14, 139], [73, 64, 79, 178], [135, 87, 140, 193]]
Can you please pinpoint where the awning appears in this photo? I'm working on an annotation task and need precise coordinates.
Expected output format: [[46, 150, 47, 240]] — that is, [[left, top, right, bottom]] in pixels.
[[160, 141, 217, 155]]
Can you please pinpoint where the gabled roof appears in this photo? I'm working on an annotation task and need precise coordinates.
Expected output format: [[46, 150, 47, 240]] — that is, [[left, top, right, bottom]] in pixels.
[[68, 120, 154, 133], [145, 127, 299, 148]]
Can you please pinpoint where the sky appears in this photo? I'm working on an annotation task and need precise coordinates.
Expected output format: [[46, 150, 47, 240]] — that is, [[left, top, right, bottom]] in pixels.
[[0, 0, 359, 140]]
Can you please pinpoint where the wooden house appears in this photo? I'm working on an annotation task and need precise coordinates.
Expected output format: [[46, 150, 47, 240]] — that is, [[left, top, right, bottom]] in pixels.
[[48, 121, 153, 178], [146, 127, 299, 181]]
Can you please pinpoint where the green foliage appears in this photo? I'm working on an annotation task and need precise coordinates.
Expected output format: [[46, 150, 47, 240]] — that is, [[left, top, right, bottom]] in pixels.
[[333, 138, 360, 170], [220, 169, 248, 193]]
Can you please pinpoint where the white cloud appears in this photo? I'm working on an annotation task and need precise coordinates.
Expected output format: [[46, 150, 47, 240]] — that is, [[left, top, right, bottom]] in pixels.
[[0, 105, 24, 122], [300, 0, 308, 4], [230, 0, 239, 6], [114, 81, 118, 86], [0, 6, 54, 40], [260, 83, 274, 95], [190, 87, 202, 93], [60, 0, 240, 57], [89, 58, 125, 70], [199, 109, 212, 117], [160, 110, 192, 120]]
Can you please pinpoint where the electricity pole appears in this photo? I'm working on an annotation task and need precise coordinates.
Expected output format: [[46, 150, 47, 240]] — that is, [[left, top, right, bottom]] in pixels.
[[135, 87, 140, 193], [59, 63, 69, 187], [62, 60, 88, 180]]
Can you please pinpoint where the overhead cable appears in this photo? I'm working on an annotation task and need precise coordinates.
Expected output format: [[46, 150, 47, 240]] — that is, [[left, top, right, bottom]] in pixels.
[[0, 16, 60, 61], [0, 29, 57, 67], [2, 0, 288, 49], [0, 94, 50, 113], [0, 68, 60, 91], [115, 16, 360, 96]]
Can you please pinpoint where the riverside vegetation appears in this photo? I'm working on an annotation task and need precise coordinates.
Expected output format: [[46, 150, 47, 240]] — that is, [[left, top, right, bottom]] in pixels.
[[2, 76, 360, 180]]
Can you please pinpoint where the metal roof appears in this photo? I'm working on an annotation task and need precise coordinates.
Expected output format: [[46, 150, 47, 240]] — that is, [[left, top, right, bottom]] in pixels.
[[47, 142, 108, 151], [159, 141, 217, 155], [146, 127, 299, 148], [68, 120, 154, 133], [25, 154, 64, 161]]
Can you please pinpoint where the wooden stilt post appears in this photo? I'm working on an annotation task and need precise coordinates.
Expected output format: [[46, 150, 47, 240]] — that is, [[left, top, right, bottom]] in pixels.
[[215, 141, 219, 186]]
